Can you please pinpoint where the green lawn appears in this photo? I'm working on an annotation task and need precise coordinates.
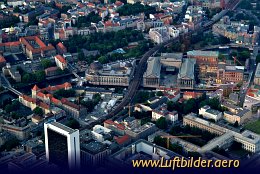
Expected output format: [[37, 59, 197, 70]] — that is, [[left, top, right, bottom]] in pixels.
[[245, 120, 260, 134]]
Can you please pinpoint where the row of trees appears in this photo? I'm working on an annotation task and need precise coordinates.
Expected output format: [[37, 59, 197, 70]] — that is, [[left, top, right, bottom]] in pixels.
[[116, 2, 157, 16], [64, 29, 144, 54], [0, 15, 20, 28], [74, 12, 102, 28], [166, 94, 224, 117], [78, 40, 151, 64], [41, 59, 55, 69], [153, 136, 202, 158], [81, 93, 101, 112], [0, 137, 20, 152], [33, 107, 44, 116], [21, 71, 46, 84], [53, 89, 76, 99], [16, 66, 46, 84], [191, 32, 230, 48], [170, 125, 217, 147], [4, 100, 28, 119], [66, 118, 80, 129], [230, 50, 250, 63], [133, 91, 155, 104], [4, 100, 20, 114]]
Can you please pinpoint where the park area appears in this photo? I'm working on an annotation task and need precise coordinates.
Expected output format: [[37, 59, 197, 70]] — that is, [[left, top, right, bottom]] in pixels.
[[245, 120, 260, 134]]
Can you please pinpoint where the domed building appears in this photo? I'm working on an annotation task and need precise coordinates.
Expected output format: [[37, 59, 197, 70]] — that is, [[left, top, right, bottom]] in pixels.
[[85, 60, 136, 86], [125, 62, 132, 68], [89, 61, 102, 73]]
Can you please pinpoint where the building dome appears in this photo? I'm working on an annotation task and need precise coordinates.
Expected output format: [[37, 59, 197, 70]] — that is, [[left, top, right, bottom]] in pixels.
[[90, 61, 102, 71]]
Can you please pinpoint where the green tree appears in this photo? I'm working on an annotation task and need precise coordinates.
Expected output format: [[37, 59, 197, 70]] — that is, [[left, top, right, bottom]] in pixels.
[[156, 117, 167, 130], [256, 54, 260, 64], [170, 143, 183, 154], [60, 5, 72, 13], [33, 107, 44, 116], [98, 56, 108, 64], [153, 136, 167, 147], [239, 0, 252, 10], [81, 100, 95, 112], [117, 2, 157, 17], [22, 73, 31, 83], [78, 50, 85, 61], [167, 101, 175, 112], [234, 121, 239, 128], [0, 137, 20, 151], [41, 59, 54, 69], [218, 54, 226, 61], [13, 6, 21, 13], [0, 15, 20, 28], [34, 71, 45, 82], [156, 91, 164, 96], [66, 118, 80, 129], [53, 89, 76, 99], [237, 50, 250, 62]]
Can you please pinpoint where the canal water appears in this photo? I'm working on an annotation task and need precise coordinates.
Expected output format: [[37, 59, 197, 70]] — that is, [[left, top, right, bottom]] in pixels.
[[0, 74, 76, 107]]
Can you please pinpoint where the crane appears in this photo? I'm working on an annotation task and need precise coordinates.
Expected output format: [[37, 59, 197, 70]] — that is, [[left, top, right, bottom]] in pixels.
[[232, 56, 243, 66], [161, 135, 201, 149], [124, 102, 148, 117]]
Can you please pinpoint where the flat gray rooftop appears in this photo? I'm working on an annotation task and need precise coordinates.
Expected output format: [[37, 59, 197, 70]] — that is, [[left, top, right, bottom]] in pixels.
[[50, 121, 77, 134]]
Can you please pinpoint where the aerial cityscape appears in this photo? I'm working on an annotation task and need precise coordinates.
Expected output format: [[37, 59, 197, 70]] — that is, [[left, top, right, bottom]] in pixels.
[[0, 0, 260, 173]]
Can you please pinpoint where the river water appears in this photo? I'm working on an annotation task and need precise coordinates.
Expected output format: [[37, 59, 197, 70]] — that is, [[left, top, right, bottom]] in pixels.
[[0, 74, 75, 107]]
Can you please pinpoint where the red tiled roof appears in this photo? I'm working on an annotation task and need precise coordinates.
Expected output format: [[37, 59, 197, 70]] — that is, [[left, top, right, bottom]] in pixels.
[[37, 92, 45, 98], [183, 91, 197, 98], [45, 66, 59, 72], [46, 94, 53, 98], [61, 98, 80, 110], [41, 82, 71, 92], [3, 41, 21, 47], [64, 82, 71, 88], [51, 97, 61, 105], [114, 135, 130, 145], [32, 85, 40, 91], [55, 54, 66, 64], [20, 36, 54, 53], [87, 2, 95, 7], [104, 120, 125, 130], [104, 21, 119, 27], [0, 56, 6, 63], [247, 93, 255, 97], [41, 45, 55, 52], [115, 1, 123, 6], [57, 42, 67, 52], [21, 95, 36, 103], [39, 102, 50, 110], [77, 3, 85, 8]]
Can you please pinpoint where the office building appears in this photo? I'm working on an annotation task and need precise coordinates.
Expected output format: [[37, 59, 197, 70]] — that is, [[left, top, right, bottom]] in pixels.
[[108, 139, 182, 168], [152, 104, 178, 123], [183, 113, 260, 153], [81, 141, 111, 167], [125, 122, 157, 140], [44, 121, 80, 170], [199, 105, 222, 122]]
